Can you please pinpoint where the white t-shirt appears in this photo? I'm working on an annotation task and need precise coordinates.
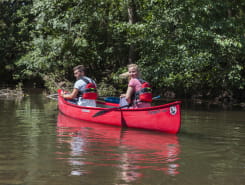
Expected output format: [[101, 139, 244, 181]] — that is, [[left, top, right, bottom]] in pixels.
[[74, 76, 97, 107]]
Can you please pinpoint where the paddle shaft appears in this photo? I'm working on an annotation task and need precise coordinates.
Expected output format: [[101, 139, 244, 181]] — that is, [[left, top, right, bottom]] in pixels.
[[92, 95, 160, 117], [152, 95, 160, 100], [92, 104, 130, 117]]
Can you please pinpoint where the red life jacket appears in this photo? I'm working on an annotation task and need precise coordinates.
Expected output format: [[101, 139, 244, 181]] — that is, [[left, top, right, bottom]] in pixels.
[[78, 77, 98, 100], [135, 79, 152, 102]]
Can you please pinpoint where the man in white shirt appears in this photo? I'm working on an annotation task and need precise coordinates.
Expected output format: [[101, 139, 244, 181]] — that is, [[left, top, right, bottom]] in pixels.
[[61, 65, 97, 107]]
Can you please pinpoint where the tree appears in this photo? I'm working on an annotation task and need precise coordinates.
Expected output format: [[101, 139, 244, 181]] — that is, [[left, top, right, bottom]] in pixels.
[[0, 0, 33, 83], [1, 0, 244, 101]]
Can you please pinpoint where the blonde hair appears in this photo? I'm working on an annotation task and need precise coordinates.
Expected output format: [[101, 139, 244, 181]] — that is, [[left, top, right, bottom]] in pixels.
[[127, 64, 141, 78]]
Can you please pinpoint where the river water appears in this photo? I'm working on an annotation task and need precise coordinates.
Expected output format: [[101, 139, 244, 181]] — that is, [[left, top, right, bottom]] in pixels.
[[0, 90, 244, 185]]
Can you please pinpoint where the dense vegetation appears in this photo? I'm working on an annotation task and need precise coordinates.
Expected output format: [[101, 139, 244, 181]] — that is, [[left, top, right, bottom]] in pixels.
[[1, 0, 244, 102]]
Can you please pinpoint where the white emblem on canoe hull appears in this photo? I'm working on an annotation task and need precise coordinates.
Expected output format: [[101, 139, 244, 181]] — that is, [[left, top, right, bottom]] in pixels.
[[170, 106, 177, 115]]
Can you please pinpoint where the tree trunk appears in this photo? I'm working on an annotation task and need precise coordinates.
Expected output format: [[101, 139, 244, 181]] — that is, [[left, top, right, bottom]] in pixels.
[[128, 0, 136, 64]]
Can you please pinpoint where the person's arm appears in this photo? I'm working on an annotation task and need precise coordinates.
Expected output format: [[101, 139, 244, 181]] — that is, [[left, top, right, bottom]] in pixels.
[[61, 88, 79, 99], [125, 86, 134, 104]]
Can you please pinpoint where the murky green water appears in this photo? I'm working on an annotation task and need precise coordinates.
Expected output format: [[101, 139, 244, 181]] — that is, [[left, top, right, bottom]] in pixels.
[[0, 90, 244, 185]]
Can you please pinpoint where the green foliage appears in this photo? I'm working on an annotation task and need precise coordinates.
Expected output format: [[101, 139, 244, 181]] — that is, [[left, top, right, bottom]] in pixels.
[[0, 0, 33, 82], [0, 0, 244, 101], [134, 0, 245, 98], [42, 73, 73, 94], [97, 81, 117, 97]]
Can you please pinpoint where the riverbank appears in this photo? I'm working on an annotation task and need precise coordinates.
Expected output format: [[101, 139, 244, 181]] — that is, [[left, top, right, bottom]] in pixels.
[[0, 84, 24, 99], [1, 85, 244, 110]]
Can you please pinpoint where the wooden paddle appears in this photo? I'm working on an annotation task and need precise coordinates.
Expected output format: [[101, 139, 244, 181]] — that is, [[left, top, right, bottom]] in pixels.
[[92, 95, 160, 117]]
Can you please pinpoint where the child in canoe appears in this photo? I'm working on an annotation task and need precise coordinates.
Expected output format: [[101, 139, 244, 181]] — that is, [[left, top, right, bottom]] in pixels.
[[120, 64, 152, 108]]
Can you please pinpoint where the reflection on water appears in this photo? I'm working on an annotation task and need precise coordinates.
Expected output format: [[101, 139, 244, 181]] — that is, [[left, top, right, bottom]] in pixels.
[[56, 113, 180, 183], [1, 91, 243, 185]]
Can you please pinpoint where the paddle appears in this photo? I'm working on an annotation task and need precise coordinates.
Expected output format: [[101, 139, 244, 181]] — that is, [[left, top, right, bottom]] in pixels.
[[98, 96, 120, 104], [48, 92, 120, 103], [92, 95, 160, 117], [92, 104, 131, 117], [46, 93, 58, 100]]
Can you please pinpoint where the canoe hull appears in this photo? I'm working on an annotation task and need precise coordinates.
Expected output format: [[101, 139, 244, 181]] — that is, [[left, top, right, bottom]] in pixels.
[[57, 89, 181, 134]]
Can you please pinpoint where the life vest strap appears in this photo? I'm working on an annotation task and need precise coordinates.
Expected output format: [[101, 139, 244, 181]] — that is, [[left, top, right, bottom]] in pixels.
[[133, 78, 152, 103], [77, 77, 97, 100]]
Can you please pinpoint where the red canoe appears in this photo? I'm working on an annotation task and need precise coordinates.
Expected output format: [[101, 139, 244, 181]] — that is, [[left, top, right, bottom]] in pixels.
[[57, 89, 181, 134]]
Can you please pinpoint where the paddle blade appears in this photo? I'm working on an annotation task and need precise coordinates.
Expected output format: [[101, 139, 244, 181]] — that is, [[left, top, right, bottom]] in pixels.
[[92, 104, 129, 117], [153, 95, 160, 100], [104, 97, 120, 104], [92, 109, 112, 117]]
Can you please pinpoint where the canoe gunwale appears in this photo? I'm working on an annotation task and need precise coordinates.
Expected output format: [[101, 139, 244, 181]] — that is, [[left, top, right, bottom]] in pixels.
[[58, 89, 181, 112]]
